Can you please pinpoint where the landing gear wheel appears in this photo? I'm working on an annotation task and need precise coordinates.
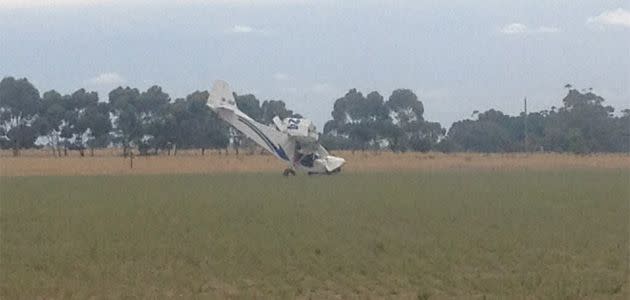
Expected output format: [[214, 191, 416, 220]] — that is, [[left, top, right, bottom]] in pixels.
[[283, 168, 296, 176]]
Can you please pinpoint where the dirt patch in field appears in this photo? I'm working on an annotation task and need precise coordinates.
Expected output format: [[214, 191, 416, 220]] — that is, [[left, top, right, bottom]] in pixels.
[[1, 150, 629, 176]]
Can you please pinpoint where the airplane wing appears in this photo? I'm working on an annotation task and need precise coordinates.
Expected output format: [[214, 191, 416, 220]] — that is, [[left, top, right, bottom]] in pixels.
[[207, 80, 293, 162]]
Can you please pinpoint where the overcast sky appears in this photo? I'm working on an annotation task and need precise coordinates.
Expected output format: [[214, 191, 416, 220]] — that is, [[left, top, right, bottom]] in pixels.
[[1, 0, 628, 128]]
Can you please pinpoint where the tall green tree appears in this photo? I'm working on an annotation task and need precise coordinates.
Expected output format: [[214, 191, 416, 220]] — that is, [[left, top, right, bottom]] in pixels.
[[323, 88, 444, 152], [79, 102, 112, 156], [61, 89, 99, 156], [324, 89, 392, 151], [108, 85, 171, 155], [542, 88, 617, 153], [137, 86, 171, 155], [261, 100, 299, 125], [0, 77, 41, 155], [385, 89, 444, 152], [235, 94, 263, 122], [184, 91, 229, 154], [108, 86, 142, 156], [614, 109, 630, 152], [440, 88, 627, 154], [34, 90, 65, 156], [444, 116, 513, 152]]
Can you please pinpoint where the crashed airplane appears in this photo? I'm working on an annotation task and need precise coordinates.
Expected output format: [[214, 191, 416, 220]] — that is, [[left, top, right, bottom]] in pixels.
[[207, 80, 345, 176]]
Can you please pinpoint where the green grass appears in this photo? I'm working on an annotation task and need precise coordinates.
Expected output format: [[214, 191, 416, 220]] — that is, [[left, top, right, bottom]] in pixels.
[[1, 171, 629, 299]]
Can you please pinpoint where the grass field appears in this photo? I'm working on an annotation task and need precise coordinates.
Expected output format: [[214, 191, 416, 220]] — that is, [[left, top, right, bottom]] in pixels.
[[1, 151, 629, 176], [1, 171, 628, 299]]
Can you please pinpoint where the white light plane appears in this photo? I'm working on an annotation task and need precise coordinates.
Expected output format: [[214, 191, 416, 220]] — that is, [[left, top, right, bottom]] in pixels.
[[207, 80, 345, 176]]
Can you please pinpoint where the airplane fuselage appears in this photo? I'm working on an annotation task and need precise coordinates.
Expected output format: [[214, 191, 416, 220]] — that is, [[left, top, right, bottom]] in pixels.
[[207, 81, 345, 176]]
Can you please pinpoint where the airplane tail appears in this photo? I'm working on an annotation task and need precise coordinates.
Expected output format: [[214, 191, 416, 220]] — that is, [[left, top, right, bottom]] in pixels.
[[207, 80, 237, 111]]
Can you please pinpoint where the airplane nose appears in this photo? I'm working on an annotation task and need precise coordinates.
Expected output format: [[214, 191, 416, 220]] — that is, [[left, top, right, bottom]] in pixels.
[[334, 156, 346, 167], [325, 155, 346, 172]]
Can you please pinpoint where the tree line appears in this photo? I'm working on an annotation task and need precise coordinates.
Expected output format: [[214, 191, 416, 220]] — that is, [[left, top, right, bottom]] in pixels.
[[1, 76, 628, 156], [322, 85, 629, 153]]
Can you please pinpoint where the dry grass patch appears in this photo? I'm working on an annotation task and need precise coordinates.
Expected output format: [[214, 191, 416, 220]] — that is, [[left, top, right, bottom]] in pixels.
[[1, 150, 629, 176]]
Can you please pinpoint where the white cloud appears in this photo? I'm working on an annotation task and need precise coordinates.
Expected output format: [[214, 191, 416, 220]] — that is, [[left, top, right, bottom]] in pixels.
[[587, 8, 630, 28], [500, 23, 561, 35], [273, 73, 290, 81], [500, 23, 528, 35], [86, 72, 126, 86], [231, 25, 254, 33], [227, 24, 269, 35]]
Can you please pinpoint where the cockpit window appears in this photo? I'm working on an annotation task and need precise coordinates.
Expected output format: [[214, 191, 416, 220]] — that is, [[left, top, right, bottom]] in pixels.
[[300, 153, 315, 167]]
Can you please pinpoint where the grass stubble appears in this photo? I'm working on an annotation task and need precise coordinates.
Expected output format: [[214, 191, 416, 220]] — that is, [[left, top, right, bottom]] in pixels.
[[1, 170, 628, 299], [1, 151, 629, 176]]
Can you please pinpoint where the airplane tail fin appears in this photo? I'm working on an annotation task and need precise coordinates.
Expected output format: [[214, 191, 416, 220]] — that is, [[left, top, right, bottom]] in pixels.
[[207, 80, 237, 111]]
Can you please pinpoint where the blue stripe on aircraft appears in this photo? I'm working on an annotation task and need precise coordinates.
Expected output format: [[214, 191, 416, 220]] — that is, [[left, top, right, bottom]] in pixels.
[[237, 116, 290, 161]]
